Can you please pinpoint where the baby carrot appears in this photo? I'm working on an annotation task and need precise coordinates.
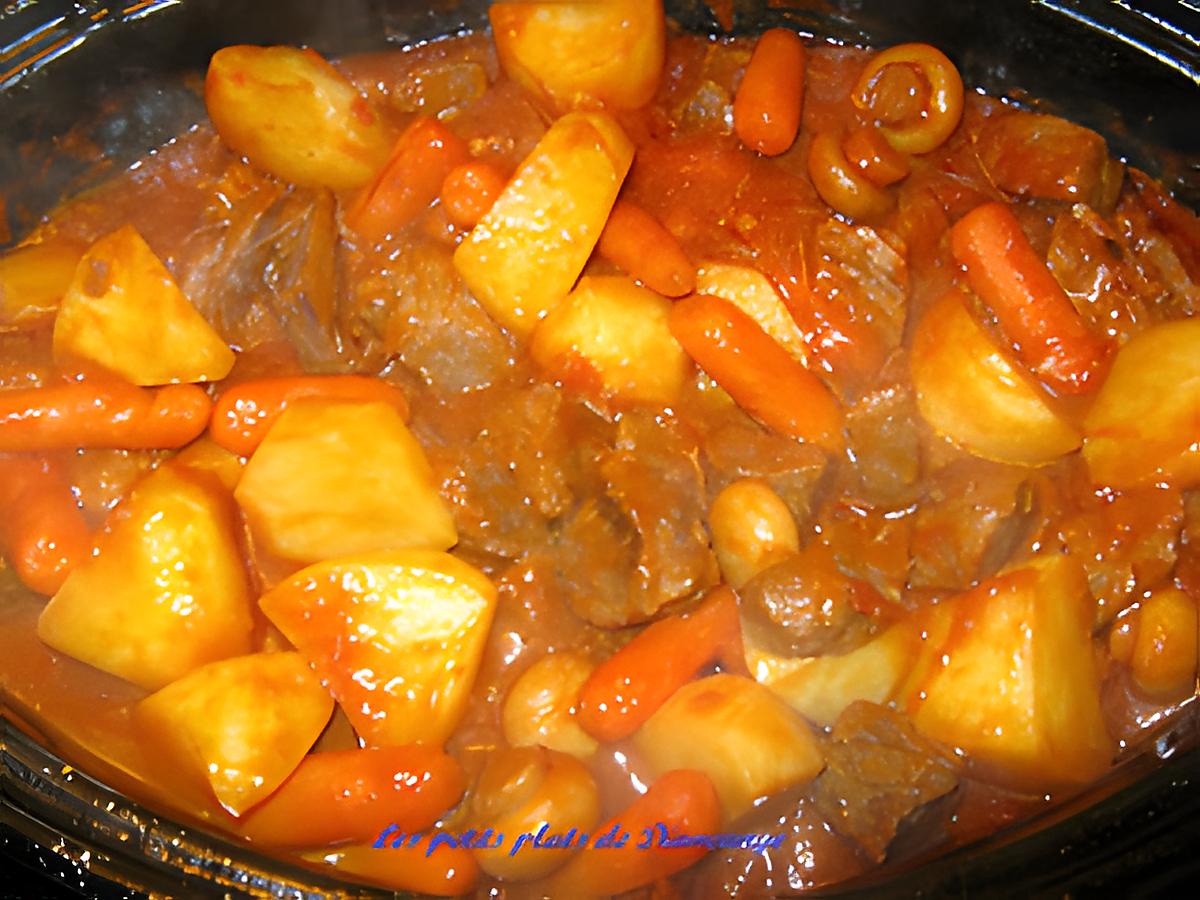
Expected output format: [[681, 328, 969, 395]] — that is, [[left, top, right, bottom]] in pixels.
[[733, 28, 806, 156], [238, 746, 465, 849], [0, 454, 91, 595], [576, 587, 748, 743], [668, 293, 844, 451], [440, 161, 508, 229], [0, 380, 211, 452], [346, 116, 469, 243], [596, 199, 696, 297], [209, 375, 409, 457], [303, 842, 479, 896], [548, 769, 721, 897], [950, 201, 1111, 394]]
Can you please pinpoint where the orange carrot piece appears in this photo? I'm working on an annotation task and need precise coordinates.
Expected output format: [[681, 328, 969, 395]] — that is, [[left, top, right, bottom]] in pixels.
[[346, 117, 469, 243], [306, 842, 479, 896], [950, 201, 1111, 394], [596, 199, 696, 297], [239, 745, 466, 849], [549, 769, 722, 896], [733, 28, 806, 156], [209, 375, 409, 457], [576, 587, 748, 743], [0, 454, 90, 595], [440, 161, 508, 229], [0, 380, 211, 452], [842, 124, 911, 187], [668, 293, 843, 450]]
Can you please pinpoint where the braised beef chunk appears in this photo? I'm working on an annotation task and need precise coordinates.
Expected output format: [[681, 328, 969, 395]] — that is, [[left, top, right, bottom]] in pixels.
[[702, 407, 830, 528], [557, 412, 719, 627], [813, 701, 960, 862], [976, 110, 1113, 206], [737, 544, 874, 658], [842, 351, 922, 507]]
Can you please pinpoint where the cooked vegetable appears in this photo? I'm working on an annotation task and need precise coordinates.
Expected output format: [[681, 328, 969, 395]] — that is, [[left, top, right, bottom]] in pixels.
[[502, 651, 599, 759], [440, 161, 509, 229], [0, 239, 85, 327], [1126, 587, 1198, 700], [707, 477, 800, 589], [239, 745, 466, 848], [528, 275, 690, 407], [808, 130, 894, 220], [209, 375, 410, 457], [911, 287, 1081, 465], [758, 624, 915, 726], [0, 379, 211, 452], [345, 117, 469, 243], [577, 587, 748, 743], [0, 454, 91, 595], [852, 43, 964, 154], [1082, 319, 1200, 488], [37, 463, 254, 691], [634, 673, 825, 818], [258, 550, 497, 747], [950, 201, 1111, 395], [902, 556, 1113, 788], [669, 294, 844, 451], [548, 769, 720, 897], [694, 262, 807, 364], [53, 225, 235, 386], [453, 111, 635, 335], [205, 45, 392, 189], [733, 28, 806, 156], [136, 651, 332, 815], [596, 200, 695, 297], [469, 746, 600, 880], [489, 0, 665, 110], [841, 124, 910, 187], [172, 438, 245, 491], [234, 399, 455, 563]]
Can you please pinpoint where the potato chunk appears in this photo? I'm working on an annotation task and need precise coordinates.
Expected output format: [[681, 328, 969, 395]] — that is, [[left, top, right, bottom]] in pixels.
[[529, 276, 689, 407], [235, 400, 456, 564], [37, 465, 254, 691], [205, 45, 392, 189], [633, 673, 824, 819], [453, 112, 634, 336], [52, 226, 234, 385], [911, 288, 1080, 465], [1083, 319, 1200, 488], [258, 550, 498, 746], [490, 0, 665, 111], [902, 555, 1113, 788], [135, 651, 333, 815], [0, 239, 84, 327]]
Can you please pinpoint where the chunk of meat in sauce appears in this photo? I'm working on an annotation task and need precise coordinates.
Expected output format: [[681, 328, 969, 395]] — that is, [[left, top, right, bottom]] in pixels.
[[842, 351, 922, 507], [812, 701, 960, 862], [557, 412, 719, 628]]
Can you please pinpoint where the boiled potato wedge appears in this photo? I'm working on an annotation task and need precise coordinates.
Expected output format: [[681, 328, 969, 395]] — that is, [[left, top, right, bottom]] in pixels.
[[911, 288, 1080, 465], [235, 400, 456, 564], [37, 464, 254, 691], [52, 226, 234, 385], [136, 651, 333, 815], [901, 555, 1112, 788], [205, 45, 392, 189], [529, 275, 689, 407], [0, 239, 85, 327], [453, 112, 634, 336], [633, 673, 824, 819], [1083, 319, 1200, 488], [258, 550, 498, 747], [490, 0, 665, 111]]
